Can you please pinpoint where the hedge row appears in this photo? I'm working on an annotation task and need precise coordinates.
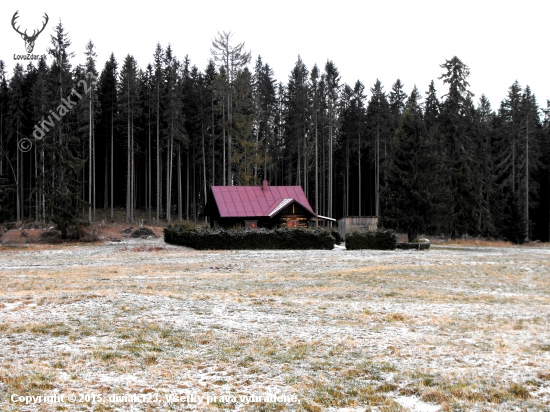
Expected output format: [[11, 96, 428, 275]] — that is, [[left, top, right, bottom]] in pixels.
[[164, 226, 336, 250], [345, 229, 397, 250], [397, 240, 430, 250], [331, 230, 343, 245]]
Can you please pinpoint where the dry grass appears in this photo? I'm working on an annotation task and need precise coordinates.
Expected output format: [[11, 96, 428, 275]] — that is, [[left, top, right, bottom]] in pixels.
[[0, 238, 549, 411], [397, 232, 549, 248], [443, 238, 515, 247]]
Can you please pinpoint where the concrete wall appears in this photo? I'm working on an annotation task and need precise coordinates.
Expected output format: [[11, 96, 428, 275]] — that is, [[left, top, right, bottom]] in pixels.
[[337, 216, 378, 239]]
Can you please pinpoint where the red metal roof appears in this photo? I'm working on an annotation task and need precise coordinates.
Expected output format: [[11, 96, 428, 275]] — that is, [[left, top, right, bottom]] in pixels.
[[210, 184, 316, 218]]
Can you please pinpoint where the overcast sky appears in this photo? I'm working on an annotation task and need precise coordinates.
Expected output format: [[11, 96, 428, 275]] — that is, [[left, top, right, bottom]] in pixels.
[[2, 0, 549, 110]]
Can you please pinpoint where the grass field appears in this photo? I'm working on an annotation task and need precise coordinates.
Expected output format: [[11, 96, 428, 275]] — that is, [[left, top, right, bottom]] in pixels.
[[0, 237, 549, 411]]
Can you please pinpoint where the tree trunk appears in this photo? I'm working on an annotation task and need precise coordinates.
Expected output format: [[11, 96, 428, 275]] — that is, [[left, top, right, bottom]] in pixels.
[[202, 120, 207, 203], [227, 90, 232, 185], [303, 123, 307, 195], [329, 119, 333, 219], [186, 148, 190, 220], [89, 93, 92, 222], [126, 103, 131, 223], [16, 126, 20, 222], [110, 110, 114, 220], [166, 116, 173, 223], [297, 145, 301, 186], [408, 228, 418, 243], [376, 125, 380, 217], [321, 124, 325, 216], [358, 131, 361, 216], [178, 143, 182, 221], [131, 117, 135, 223], [148, 111, 152, 222], [156, 81, 161, 223], [34, 144, 38, 221], [0, 111, 2, 175], [21, 138, 24, 221], [193, 146, 197, 222], [93, 126, 96, 221], [525, 119, 529, 241], [315, 120, 318, 217], [222, 97, 226, 185], [211, 96, 216, 185], [104, 143, 108, 210], [346, 134, 349, 216], [512, 133, 516, 194], [41, 132, 45, 221]]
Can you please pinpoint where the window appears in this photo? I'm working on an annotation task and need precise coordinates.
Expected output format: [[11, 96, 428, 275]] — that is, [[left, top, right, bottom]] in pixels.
[[244, 220, 258, 229]]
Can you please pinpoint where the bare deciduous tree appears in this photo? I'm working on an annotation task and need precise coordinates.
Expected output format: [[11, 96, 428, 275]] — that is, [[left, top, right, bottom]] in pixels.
[[210, 31, 251, 185]]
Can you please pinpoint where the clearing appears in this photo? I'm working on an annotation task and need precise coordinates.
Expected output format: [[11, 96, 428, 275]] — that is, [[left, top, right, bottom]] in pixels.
[[0, 238, 549, 411]]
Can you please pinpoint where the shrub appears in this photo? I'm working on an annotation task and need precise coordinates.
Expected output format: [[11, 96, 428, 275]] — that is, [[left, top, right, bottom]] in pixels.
[[397, 239, 430, 250], [5, 222, 16, 231], [78, 224, 99, 242], [131, 228, 156, 238], [331, 230, 342, 245], [39, 230, 62, 244], [345, 229, 397, 250], [164, 226, 335, 250]]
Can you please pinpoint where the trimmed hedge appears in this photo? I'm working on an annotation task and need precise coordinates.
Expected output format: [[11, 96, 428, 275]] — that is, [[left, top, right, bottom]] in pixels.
[[331, 230, 343, 245], [397, 239, 430, 250], [164, 226, 335, 250], [345, 229, 397, 250]]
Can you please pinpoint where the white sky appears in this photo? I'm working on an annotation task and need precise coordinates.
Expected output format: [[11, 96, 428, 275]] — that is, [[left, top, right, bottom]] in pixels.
[[1, 0, 549, 111]]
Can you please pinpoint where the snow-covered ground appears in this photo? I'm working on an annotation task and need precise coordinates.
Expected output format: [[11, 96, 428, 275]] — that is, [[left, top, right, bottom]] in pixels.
[[0, 239, 549, 411]]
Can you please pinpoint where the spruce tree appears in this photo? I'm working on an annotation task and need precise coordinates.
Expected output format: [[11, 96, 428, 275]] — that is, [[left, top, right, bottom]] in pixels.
[[389, 79, 407, 132], [47, 22, 85, 238], [0, 61, 6, 178], [384, 98, 433, 242], [162, 46, 185, 223], [366, 79, 391, 217], [339, 80, 366, 216], [252, 56, 276, 183], [153, 43, 164, 221], [424, 80, 439, 131], [7, 64, 26, 222], [0, 61, 12, 222], [97, 53, 118, 219], [541, 101, 550, 241], [284, 56, 310, 187], [79, 40, 99, 223], [140, 63, 154, 221], [474, 95, 497, 237], [519, 86, 542, 240], [494, 80, 539, 242], [324, 61, 340, 219], [30, 57, 50, 222], [233, 68, 256, 185], [119, 54, 140, 223], [438, 56, 477, 238]]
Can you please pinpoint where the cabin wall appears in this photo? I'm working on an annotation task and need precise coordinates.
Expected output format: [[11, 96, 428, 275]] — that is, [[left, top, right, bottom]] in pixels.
[[276, 203, 311, 228]]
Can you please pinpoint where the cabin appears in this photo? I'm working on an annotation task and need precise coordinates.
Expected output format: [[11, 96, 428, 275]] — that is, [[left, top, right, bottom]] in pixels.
[[204, 181, 335, 228]]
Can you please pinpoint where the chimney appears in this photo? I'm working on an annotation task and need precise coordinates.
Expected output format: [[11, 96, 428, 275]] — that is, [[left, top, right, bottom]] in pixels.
[[262, 180, 269, 191]]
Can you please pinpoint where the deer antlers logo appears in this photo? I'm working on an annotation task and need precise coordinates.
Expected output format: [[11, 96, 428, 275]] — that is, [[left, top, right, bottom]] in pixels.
[[11, 11, 49, 54]]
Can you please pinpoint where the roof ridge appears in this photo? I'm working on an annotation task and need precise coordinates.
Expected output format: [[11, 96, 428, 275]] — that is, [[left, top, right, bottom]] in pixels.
[[264, 197, 287, 216]]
